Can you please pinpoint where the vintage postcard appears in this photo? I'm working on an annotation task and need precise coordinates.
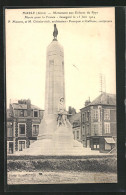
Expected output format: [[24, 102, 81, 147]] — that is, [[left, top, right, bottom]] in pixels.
[[5, 7, 117, 185]]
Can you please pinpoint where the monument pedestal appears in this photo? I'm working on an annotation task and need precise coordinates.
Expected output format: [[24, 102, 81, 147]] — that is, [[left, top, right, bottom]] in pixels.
[[15, 117, 90, 156], [53, 125, 74, 155]]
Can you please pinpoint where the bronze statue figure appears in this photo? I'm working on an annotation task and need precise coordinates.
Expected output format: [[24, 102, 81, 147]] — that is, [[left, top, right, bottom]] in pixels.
[[53, 24, 58, 39]]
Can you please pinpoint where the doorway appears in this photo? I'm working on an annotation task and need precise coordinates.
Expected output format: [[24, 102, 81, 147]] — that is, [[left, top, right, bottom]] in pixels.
[[9, 142, 14, 154]]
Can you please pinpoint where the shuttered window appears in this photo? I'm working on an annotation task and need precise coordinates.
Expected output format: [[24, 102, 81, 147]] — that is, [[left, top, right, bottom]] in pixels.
[[32, 125, 39, 136], [104, 123, 110, 134]]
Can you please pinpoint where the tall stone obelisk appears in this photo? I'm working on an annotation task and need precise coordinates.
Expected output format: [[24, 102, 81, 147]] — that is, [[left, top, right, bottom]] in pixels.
[[45, 24, 65, 115], [37, 24, 66, 138]]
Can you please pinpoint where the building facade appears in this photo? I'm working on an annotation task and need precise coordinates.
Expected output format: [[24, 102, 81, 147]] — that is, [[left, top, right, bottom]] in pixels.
[[69, 112, 81, 142], [80, 93, 116, 152], [7, 99, 43, 154]]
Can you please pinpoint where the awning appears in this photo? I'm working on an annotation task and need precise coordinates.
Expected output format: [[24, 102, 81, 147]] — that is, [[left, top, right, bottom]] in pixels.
[[104, 137, 115, 144]]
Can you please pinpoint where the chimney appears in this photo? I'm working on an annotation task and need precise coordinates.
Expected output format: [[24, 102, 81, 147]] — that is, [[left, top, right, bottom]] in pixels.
[[27, 99, 31, 116], [85, 98, 91, 107]]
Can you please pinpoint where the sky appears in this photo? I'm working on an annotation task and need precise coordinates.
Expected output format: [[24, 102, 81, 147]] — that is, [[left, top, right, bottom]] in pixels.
[[6, 8, 116, 112]]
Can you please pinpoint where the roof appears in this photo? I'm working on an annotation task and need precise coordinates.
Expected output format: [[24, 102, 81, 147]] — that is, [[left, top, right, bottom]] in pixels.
[[11, 103, 43, 111], [31, 105, 43, 110], [90, 93, 116, 106], [69, 112, 81, 124], [81, 93, 116, 109], [12, 104, 27, 109]]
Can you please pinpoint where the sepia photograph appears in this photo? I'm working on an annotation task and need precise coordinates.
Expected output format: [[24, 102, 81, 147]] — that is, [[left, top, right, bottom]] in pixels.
[[5, 7, 117, 185]]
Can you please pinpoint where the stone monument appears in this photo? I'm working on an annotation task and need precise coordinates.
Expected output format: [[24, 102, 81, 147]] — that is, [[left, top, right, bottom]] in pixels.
[[16, 24, 93, 155]]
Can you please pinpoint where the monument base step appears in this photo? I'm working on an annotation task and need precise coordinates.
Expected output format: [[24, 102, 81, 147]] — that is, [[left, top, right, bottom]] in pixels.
[[14, 125, 100, 156]]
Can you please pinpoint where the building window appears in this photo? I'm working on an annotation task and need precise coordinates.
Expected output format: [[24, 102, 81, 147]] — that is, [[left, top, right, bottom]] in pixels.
[[104, 123, 110, 134], [87, 111, 89, 121], [34, 110, 39, 117], [7, 128, 13, 137], [77, 131, 79, 139], [18, 140, 26, 151], [73, 121, 80, 128], [94, 124, 98, 135], [93, 110, 98, 119], [20, 110, 24, 117], [85, 112, 86, 121], [83, 126, 85, 135], [86, 125, 89, 135], [104, 109, 110, 120], [14, 110, 18, 117], [82, 113, 85, 122], [32, 125, 39, 136], [99, 109, 102, 121], [18, 123, 26, 136]]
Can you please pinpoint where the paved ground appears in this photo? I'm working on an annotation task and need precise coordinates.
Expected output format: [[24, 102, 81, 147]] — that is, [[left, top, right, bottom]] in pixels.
[[7, 171, 117, 184]]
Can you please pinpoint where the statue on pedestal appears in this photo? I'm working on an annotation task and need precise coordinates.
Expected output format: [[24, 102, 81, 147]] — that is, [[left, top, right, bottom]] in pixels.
[[53, 24, 58, 40], [57, 97, 67, 127]]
